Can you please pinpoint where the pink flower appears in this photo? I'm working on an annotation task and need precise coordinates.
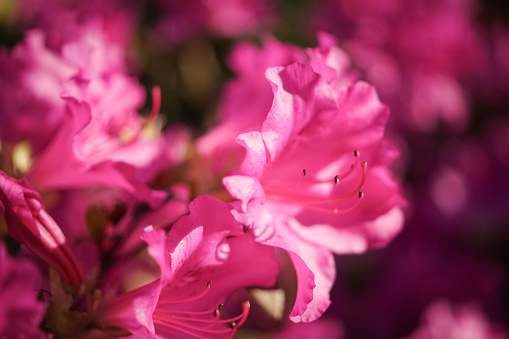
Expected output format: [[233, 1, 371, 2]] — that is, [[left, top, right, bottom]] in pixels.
[[21, 32, 188, 202], [402, 300, 508, 339], [101, 195, 279, 338], [0, 30, 77, 153], [1, 26, 187, 201], [223, 47, 404, 321], [0, 171, 84, 288], [0, 244, 46, 339], [197, 32, 355, 174]]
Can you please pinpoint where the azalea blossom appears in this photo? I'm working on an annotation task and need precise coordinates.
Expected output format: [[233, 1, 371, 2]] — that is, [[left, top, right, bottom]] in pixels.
[[223, 37, 405, 321], [196, 32, 355, 182], [101, 195, 280, 338], [0, 30, 77, 154]]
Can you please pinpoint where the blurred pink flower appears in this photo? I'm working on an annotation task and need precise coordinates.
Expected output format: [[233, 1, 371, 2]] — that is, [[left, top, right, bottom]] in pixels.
[[0, 31, 77, 153], [101, 195, 279, 338], [12, 31, 188, 202], [223, 41, 405, 321], [0, 244, 46, 339], [402, 300, 508, 339]]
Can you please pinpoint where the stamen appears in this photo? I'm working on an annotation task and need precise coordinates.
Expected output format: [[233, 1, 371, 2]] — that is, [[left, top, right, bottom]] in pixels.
[[158, 281, 211, 304], [304, 190, 364, 214], [152, 300, 250, 339], [326, 162, 367, 203], [354, 149, 359, 157], [267, 162, 368, 204], [231, 301, 250, 329], [153, 318, 233, 339], [156, 304, 221, 316]]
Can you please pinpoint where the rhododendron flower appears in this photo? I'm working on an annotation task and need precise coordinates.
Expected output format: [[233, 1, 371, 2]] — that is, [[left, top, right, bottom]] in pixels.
[[1, 27, 188, 202], [0, 171, 84, 288], [101, 195, 279, 338], [0, 244, 46, 339], [21, 34, 187, 202], [402, 300, 508, 339], [0, 30, 77, 153], [224, 50, 404, 321], [197, 32, 355, 175]]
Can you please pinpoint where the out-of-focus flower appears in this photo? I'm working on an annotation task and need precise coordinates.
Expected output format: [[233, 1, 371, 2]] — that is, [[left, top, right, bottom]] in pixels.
[[223, 36, 404, 322], [0, 171, 84, 288], [101, 195, 279, 338], [0, 244, 46, 339], [0, 29, 189, 202], [401, 300, 508, 339], [0, 31, 77, 154], [154, 0, 277, 44], [309, 0, 488, 132]]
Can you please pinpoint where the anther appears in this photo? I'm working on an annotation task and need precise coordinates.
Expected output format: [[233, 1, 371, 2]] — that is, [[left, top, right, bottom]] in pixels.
[[302, 169, 307, 176], [334, 175, 340, 184], [218, 303, 223, 309], [358, 190, 364, 198], [213, 309, 220, 317], [354, 149, 359, 157], [229, 322, 236, 329], [207, 281, 212, 287]]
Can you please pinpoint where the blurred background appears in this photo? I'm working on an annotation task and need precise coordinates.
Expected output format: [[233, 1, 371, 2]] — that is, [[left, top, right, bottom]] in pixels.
[[1, 0, 509, 338]]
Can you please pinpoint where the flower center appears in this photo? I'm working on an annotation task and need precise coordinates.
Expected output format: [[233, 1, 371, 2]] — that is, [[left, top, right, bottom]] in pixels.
[[264, 149, 367, 214]]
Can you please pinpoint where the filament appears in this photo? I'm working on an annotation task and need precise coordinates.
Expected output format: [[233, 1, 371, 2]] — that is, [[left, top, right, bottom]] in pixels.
[[158, 281, 211, 304], [152, 299, 250, 339], [303, 190, 364, 214], [266, 162, 367, 205]]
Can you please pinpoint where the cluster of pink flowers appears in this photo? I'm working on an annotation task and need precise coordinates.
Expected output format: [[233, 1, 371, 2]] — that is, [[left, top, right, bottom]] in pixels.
[[0, 1, 407, 338], [1, 0, 509, 338]]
